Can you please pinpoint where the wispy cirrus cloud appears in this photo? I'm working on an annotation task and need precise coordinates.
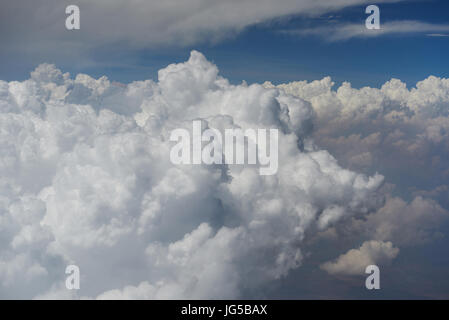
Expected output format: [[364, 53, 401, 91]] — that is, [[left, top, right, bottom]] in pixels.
[[283, 20, 449, 41], [426, 33, 449, 37]]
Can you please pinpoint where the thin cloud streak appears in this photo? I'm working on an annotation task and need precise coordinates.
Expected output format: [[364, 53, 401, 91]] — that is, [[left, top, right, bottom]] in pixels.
[[283, 20, 449, 41]]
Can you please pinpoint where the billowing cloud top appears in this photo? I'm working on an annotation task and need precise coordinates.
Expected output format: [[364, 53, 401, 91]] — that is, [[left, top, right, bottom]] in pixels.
[[0, 51, 448, 299]]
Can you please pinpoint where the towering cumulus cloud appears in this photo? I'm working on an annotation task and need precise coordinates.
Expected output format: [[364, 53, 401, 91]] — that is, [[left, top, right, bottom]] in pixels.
[[0, 51, 446, 299]]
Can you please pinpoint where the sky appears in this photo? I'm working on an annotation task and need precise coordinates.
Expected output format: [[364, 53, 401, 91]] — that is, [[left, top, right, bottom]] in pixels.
[[0, 0, 449, 300], [0, 0, 448, 88], [137, 0, 449, 87]]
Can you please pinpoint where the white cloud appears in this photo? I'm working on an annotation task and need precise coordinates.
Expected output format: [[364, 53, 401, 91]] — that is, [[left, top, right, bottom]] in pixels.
[[266, 75, 449, 188], [1, 50, 448, 297], [286, 20, 449, 41], [269, 72, 449, 280], [320, 240, 399, 275], [0, 51, 387, 299], [1, 0, 403, 52], [426, 33, 449, 37]]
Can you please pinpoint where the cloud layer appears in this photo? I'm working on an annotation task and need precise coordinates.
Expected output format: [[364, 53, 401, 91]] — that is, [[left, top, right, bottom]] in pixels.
[[1, 0, 403, 55], [266, 74, 449, 279], [0, 51, 448, 299], [0, 51, 390, 299]]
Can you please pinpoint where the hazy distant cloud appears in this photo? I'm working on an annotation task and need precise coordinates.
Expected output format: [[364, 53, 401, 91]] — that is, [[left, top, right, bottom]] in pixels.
[[267, 72, 449, 282], [320, 240, 399, 276], [285, 20, 449, 41], [265, 75, 449, 194], [359, 196, 449, 246]]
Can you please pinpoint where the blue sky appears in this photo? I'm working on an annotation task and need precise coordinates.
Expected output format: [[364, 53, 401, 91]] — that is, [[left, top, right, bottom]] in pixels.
[[113, 0, 449, 88], [1, 0, 449, 88]]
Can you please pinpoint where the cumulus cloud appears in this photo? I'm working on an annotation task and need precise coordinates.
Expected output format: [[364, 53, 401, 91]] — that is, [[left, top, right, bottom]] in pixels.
[[1, 50, 448, 297], [0, 51, 390, 299], [320, 240, 399, 276], [265, 75, 449, 194], [267, 72, 449, 281]]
